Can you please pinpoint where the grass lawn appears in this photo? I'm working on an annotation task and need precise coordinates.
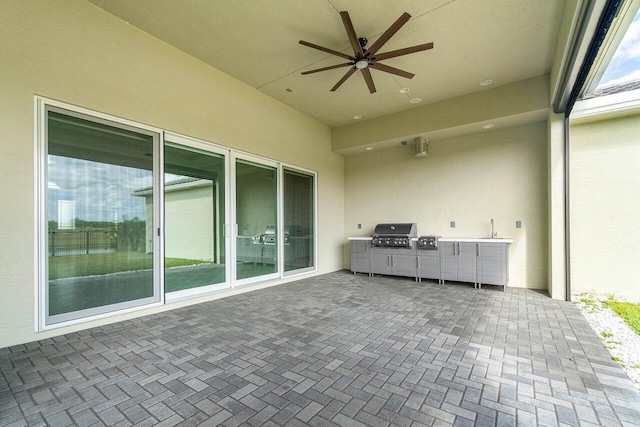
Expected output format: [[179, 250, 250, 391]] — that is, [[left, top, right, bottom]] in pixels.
[[49, 251, 210, 279], [604, 300, 640, 335]]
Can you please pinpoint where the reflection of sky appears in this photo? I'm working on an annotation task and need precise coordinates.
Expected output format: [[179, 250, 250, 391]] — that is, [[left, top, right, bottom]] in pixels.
[[599, 10, 640, 87], [48, 156, 152, 222]]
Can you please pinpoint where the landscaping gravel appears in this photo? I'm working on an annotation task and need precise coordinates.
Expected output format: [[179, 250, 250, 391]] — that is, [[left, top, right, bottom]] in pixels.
[[573, 292, 640, 390]]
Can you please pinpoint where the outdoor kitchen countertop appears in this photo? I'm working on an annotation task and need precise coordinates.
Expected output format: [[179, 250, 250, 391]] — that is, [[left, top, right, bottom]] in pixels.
[[347, 236, 514, 243], [438, 237, 514, 243]]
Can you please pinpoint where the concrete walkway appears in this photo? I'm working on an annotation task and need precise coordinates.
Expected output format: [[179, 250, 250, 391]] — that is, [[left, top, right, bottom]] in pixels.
[[2, 271, 639, 426]]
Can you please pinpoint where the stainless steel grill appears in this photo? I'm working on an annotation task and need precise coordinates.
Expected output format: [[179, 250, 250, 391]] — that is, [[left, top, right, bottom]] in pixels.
[[261, 226, 277, 244], [371, 223, 417, 248], [260, 225, 309, 244]]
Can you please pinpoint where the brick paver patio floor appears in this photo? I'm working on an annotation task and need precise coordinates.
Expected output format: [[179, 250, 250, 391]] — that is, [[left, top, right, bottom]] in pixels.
[[1, 271, 640, 426]]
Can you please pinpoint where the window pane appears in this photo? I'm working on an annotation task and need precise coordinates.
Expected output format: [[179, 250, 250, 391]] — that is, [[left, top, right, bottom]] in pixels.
[[284, 169, 314, 272], [164, 142, 226, 292], [47, 109, 156, 321], [236, 159, 277, 280]]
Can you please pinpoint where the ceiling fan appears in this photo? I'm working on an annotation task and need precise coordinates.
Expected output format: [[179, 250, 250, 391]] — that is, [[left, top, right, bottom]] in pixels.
[[299, 11, 433, 93]]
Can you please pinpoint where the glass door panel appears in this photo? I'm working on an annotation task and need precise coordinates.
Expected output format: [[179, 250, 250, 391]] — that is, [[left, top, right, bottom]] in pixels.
[[164, 142, 226, 294], [235, 159, 278, 281], [46, 108, 159, 324], [283, 169, 315, 274]]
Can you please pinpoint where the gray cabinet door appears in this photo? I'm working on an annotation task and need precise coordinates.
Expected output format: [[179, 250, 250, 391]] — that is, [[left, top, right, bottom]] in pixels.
[[417, 250, 439, 280], [392, 255, 416, 278], [350, 240, 371, 274], [248, 242, 263, 263], [440, 242, 458, 281], [262, 244, 275, 265], [370, 253, 391, 275], [477, 243, 508, 286], [440, 242, 476, 284], [370, 244, 416, 277], [458, 243, 477, 283]]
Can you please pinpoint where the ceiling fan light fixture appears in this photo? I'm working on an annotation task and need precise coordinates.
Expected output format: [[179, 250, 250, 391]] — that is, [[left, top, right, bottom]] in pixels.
[[399, 87, 410, 93], [480, 79, 493, 86], [353, 115, 362, 120], [355, 59, 369, 69]]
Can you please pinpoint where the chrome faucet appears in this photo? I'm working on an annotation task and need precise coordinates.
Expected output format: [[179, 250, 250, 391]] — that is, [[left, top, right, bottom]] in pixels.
[[490, 218, 497, 238]]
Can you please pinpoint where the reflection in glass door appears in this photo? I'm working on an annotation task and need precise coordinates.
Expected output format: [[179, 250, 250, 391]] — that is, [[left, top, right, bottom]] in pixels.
[[235, 158, 278, 281], [45, 107, 160, 324], [164, 141, 227, 295]]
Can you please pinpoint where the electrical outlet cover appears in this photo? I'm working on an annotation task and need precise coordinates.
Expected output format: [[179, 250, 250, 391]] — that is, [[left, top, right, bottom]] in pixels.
[[450, 221, 455, 228], [516, 221, 522, 228]]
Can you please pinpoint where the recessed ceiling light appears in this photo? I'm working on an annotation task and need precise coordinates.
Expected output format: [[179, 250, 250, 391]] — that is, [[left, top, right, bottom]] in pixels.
[[399, 88, 410, 94], [286, 88, 293, 93], [353, 115, 362, 120], [409, 97, 422, 104], [365, 147, 374, 151], [482, 124, 494, 129], [480, 79, 493, 86]]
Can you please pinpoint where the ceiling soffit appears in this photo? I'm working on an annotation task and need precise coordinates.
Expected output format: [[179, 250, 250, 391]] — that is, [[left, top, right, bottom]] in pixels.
[[87, 0, 565, 128]]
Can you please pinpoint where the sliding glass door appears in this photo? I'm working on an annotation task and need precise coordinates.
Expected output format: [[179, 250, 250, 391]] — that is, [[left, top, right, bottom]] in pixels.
[[164, 138, 228, 297], [283, 168, 315, 274], [234, 157, 279, 283], [45, 107, 161, 324], [39, 100, 317, 328]]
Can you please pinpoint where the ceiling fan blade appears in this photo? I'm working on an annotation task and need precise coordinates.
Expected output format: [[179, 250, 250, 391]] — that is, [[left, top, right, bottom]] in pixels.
[[366, 12, 411, 56], [370, 62, 415, 79], [361, 68, 377, 94], [299, 40, 353, 60], [331, 67, 358, 92], [340, 11, 364, 57], [301, 63, 353, 75], [374, 42, 434, 61]]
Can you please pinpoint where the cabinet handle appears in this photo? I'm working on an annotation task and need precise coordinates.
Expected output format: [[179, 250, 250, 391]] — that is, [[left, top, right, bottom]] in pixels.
[[416, 257, 419, 268], [391, 255, 394, 267], [453, 244, 456, 256], [477, 243, 479, 257], [388, 255, 391, 266]]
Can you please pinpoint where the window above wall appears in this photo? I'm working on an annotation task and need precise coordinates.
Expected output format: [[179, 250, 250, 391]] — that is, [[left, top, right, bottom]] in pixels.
[[574, 0, 640, 119], [581, 0, 640, 100]]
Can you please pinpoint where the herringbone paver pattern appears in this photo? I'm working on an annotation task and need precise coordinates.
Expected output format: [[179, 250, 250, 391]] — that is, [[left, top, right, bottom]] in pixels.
[[1, 271, 639, 426]]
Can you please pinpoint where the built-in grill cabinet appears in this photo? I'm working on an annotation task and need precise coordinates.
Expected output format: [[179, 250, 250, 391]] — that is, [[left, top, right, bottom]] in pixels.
[[417, 235, 440, 282], [369, 223, 418, 278]]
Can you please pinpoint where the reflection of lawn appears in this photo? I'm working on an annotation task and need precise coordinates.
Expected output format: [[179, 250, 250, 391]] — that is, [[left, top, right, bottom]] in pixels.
[[49, 252, 210, 279]]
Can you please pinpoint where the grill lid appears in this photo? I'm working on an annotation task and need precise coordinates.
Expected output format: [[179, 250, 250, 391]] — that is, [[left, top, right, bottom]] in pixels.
[[373, 223, 418, 237]]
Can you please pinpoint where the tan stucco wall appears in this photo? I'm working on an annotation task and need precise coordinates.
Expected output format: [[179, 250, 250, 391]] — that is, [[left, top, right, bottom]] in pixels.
[[548, 112, 567, 300], [344, 122, 549, 289], [570, 112, 640, 300], [0, 0, 344, 347]]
